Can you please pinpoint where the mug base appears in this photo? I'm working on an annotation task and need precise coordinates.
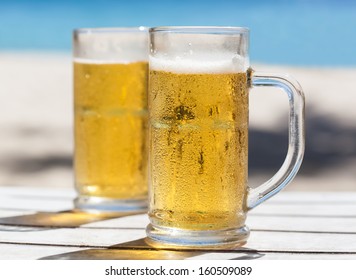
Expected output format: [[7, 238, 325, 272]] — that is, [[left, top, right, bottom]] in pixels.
[[146, 224, 249, 250], [74, 195, 147, 213]]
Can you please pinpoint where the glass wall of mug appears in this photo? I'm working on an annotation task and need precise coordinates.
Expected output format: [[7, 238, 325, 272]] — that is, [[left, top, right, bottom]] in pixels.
[[73, 27, 149, 212], [147, 26, 305, 248]]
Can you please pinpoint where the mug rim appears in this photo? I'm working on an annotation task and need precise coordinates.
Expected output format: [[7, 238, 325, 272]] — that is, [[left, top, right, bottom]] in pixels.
[[149, 26, 249, 34], [73, 26, 148, 35]]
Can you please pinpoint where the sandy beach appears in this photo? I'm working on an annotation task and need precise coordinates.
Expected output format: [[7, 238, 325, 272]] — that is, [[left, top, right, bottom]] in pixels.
[[0, 52, 355, 191]]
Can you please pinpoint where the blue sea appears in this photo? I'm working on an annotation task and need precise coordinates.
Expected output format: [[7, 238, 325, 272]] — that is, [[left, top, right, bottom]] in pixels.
[[0, 0, 355, 66]]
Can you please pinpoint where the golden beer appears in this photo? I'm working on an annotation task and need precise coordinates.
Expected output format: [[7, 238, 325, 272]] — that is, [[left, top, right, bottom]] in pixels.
[[149, 68, 248, 231], [74, 61, 148, 199]]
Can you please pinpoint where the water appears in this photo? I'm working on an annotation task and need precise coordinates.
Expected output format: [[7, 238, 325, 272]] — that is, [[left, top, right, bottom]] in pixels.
[[0, 0, 355, 66]]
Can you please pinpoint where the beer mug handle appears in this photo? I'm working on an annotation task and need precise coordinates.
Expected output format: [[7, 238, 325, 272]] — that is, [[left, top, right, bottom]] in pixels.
[[247, 71, 305, 210]]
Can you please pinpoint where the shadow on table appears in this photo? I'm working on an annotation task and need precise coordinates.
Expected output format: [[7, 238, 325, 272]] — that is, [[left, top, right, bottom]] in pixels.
[[0, 210, 143, 232], [40, 238, 264, 260]]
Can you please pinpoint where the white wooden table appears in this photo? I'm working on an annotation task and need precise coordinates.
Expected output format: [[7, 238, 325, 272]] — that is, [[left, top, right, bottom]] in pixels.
[[0, 186, 355, 260]]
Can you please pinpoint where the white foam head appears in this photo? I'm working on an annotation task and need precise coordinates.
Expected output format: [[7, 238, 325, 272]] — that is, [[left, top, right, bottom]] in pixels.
[[150, 53, 248, 74], [73, 29, 148, 64]]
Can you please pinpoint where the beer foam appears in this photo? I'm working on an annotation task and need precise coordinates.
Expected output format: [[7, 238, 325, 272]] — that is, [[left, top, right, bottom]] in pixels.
[[150, 54, 247, 74], [74, 30, 148, 64]]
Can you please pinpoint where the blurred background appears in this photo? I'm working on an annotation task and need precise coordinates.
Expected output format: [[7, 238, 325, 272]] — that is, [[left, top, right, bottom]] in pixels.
[[0, 0, 355, 191]]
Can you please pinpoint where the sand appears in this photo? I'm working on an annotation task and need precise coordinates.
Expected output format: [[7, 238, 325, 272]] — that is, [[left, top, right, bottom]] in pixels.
[[0, 52, 355, 191]]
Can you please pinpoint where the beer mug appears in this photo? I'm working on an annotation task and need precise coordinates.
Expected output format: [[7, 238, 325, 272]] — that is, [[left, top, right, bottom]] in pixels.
[[73, 27, 148, 212], [146, 27, 305, 248]]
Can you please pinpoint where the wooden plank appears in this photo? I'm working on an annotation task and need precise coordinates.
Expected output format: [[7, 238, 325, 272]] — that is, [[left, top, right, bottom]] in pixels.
[[40, 249, 356, 260], [1, 242, 356, 260], [1, 195, 355, 219], [1, 187, 355, 216], [0, 210, 36, 218], [187, 252, 356, 260], [0, 243, 88, 260], [41, 247, 210, 260], [0, 186, 75, 199], [0, 197, 72, 211], [84, 214, 356, 235], [0, 225, 356, 253], [247, 216, 356, 233], [0, 211, 147, 228], [2, 210, 353, 235], [80, 214, 149, 229], [262, 192, 356, 204], [1, 187, 356, 204], [0, 197, 354, 218], [246, 231, 356, 253], [0, 227, 146, 247], [250, 204, 356, 217]]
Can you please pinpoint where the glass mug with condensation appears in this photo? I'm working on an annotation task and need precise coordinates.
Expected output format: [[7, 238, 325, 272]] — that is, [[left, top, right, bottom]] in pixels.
[[73, 27, 149, 212], [146, 26, 305, 248]]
